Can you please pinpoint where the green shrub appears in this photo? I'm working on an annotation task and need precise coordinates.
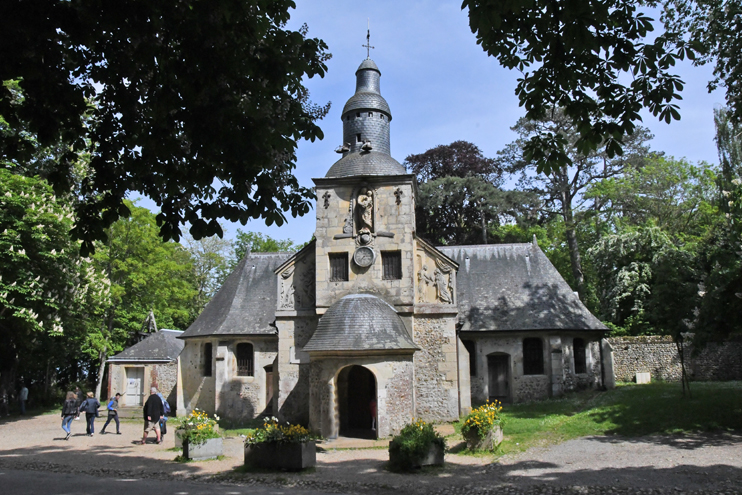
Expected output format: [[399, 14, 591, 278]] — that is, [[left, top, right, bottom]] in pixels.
[[388, 419, 446, 471], [461, 400, 504, 440]]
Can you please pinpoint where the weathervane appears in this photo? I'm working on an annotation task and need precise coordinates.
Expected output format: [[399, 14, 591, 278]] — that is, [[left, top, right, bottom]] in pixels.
[[362, 18, 374, 59]]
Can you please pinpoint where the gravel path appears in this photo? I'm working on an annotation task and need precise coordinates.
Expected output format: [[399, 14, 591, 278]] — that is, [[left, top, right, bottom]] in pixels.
[[1, 414, 740, 494]]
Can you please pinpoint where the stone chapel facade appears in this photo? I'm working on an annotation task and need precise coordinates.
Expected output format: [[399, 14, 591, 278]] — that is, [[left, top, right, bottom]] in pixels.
[[177, 58, 609, 438]]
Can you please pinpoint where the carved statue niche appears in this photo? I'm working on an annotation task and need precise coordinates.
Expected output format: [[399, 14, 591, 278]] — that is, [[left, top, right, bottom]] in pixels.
[[356, 187, 374, 234], [279, 267, 296, 309]]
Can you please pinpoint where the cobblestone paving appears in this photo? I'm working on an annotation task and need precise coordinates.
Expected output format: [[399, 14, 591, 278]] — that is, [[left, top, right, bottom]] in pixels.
[[1, 414, 740, 495]]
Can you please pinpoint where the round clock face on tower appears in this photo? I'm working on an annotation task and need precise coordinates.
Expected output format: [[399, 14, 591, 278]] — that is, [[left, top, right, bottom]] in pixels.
[[353, 246, 375, 268]]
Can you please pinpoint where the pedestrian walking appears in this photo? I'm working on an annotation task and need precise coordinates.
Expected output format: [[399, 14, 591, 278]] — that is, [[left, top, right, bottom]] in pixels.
[[141, 387, 163, 445], [156, 391, 171, 437], [19, 383, 28, 415], [78, 391, 100, 436], [61, 391, 77, 440], [100, 393, 121, 434]]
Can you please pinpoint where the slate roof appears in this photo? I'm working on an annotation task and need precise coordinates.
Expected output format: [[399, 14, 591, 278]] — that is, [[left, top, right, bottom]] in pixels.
[[325, 151, 407, 178], [108, 329, 184, 363], [356, 59, 380, 73], [342, 92, 392, 118], [179, 252, 291, 339], [303, 294, 418, 352], [438, 243, 607, 332]]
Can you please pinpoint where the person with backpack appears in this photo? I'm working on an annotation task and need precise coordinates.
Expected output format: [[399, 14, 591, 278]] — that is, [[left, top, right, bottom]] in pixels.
[[100, 393, 121, 435], [78, 391, 100, 436], [61, 391, 78, 440], [156, 391, 171, 436]]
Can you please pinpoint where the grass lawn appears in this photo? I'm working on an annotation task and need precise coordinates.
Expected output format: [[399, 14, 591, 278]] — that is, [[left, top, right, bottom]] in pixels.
[[473, 381, 742, 457]]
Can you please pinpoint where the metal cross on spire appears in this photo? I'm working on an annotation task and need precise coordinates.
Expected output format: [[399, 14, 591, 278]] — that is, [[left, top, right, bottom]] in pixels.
[[362, 18, 374, 59]]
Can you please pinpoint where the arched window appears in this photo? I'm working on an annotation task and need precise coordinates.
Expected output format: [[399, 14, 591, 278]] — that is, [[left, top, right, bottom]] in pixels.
[[574, 338, 587, 374], [523, 338, 544, 375], [462, 339, 476, 376], [236, 343, 254, 377], [203, 343, 213, 377]]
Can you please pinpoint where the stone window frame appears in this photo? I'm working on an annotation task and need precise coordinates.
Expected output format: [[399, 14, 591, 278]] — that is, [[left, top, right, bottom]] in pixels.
[[523, 337, 545, 375], [381, 250, 402, 280], [573, 338, 587, 374], [329, 252, 349, 282], [235, 342, 255, 378], [203, 342, 213, 377]]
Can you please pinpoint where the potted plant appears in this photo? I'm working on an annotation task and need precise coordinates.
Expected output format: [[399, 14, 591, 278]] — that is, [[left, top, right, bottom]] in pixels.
[[388, 419, 446, 471], [244, 417, 318, 471], [175, 409, 222, 460], [460, 400, 504, 451]]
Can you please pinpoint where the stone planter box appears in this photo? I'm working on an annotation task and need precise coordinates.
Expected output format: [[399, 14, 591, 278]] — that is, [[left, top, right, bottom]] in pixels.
[[174, 428, 185, 449], [465, 425, 503, 451], [244, 441, 316, 471], [183, 437, 223, 461], [389, 442, 445, 469]]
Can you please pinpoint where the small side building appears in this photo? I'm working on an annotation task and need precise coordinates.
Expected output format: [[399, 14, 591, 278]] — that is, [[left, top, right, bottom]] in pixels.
[[107, 329, 184, 410]]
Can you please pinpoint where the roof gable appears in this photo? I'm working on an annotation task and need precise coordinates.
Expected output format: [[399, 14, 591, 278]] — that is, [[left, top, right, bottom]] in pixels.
[[108, 329, 184, 363], [180, 252, 291, 338], [438, 243, 606, 332]]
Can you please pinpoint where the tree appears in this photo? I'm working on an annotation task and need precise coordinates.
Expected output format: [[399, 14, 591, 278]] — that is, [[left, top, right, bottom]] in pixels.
[[664, 1, 742, 123], [88, 201, 199, 397], [405, 141, 535, 245], [497, 109, 653, 300], [713, 107, 742, 185], [0, 169, 109, 394], [461, 0, 690, 175], [183, 234, 233, 319], [232, 230, 299, 264], [0, 1, 330, 253], [585, 156, 718, 238]]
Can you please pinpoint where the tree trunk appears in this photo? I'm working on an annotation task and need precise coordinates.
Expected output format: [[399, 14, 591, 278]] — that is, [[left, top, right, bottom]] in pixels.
[[562, 198, 586, 301], [94, 347, 107, 400]]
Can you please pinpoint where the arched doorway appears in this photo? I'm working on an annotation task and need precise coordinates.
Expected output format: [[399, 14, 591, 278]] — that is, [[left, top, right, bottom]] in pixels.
[[337, 365, 377, 439], [487, 353, 511, 403]]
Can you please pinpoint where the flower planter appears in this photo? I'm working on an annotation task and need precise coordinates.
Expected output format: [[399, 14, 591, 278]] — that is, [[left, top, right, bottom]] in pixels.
[[244, 441, 316, 471], [388, 442, 445, 469], [183, 437, 223, 461], [174, 428, 185, 449], [464, 425, 503, 451]]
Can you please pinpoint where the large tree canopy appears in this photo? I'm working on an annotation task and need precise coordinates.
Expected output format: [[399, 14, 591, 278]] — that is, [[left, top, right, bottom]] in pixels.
[[0, 0, 330, 254], [461, 0, 691, 174]]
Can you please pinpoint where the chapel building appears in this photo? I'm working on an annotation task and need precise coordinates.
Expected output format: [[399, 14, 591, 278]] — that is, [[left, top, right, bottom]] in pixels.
[[176, 57, 609, 438]]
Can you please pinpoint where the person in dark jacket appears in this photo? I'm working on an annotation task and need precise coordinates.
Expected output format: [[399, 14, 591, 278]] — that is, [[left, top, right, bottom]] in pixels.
[[100, 393, 121, 435], [61, 391, 78, 440], [79, 391, 100, 436], [141, 387, 164, 445]]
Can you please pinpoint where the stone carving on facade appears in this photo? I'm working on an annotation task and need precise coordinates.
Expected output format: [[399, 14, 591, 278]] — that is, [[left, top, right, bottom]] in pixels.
[[342, 201, 353, 234], [356, 187, 374, 234], [416, 254, 455, 304], [300, 265, 316, 307], [394, 187, 403, 205], [322, 191, 331, 209], [279, 267, 296, 309]]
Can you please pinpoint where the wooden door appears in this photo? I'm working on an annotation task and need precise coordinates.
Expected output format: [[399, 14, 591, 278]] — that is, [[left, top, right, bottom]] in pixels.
[[488, 354, 510, 401], [125, 367, 144, 406]]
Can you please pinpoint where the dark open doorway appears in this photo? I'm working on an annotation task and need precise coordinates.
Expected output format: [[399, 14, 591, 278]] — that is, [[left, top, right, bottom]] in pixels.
[[488, 353, 511, 403], [337, 365, 377, 439]]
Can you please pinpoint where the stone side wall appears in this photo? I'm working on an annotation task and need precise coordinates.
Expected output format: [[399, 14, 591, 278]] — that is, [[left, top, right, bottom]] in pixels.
[[152, 363, 178, 410], [608, 335, 742, 382], [276, 316, 317, 426], [215, 338, 277, 423], [413, 316, 460, 422], [178, 339, 216, 415]]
